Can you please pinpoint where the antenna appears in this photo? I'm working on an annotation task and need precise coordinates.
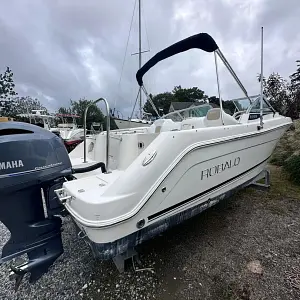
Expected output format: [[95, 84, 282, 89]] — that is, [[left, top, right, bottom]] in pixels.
[[260, 26, 264, 128]]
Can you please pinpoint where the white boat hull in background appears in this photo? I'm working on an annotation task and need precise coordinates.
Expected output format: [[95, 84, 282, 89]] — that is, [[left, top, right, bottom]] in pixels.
[[114, 118, 151, 129], [51, 128, 84, 141]]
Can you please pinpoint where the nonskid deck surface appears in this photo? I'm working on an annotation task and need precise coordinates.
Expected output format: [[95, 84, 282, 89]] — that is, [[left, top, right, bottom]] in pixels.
[[65, 169, 124, 195]]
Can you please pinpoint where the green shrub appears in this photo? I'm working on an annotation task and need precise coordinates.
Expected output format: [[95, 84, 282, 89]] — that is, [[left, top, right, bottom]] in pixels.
[[283, 154, 300, 185], [271, 120, 300, 184], [270, 144, 293, 166]]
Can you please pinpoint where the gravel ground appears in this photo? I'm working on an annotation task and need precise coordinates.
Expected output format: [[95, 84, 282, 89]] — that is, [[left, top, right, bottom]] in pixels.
[[1, 165, 300, 300], [0, 218, 94, 300]]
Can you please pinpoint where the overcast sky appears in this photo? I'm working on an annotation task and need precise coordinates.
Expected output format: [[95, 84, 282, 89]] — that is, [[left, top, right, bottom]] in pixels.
[[0, 0, 299, 116]]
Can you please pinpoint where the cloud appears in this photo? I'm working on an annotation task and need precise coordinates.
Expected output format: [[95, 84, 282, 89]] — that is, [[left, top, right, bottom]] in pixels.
[[0, 0, 299, 116]]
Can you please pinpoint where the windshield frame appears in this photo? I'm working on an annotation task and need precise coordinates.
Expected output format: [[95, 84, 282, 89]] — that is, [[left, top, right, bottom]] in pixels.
[[161, 104, 213, 122]]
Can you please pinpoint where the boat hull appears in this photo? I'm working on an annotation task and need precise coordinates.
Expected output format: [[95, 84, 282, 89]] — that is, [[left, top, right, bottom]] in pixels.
[[79, 165, 267, 260], [65, 119, 290, 257], [114, 118, 151, 129]]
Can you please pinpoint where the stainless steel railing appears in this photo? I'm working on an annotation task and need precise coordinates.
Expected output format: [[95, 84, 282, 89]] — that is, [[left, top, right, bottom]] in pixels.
[[83, 98, 110, 172]]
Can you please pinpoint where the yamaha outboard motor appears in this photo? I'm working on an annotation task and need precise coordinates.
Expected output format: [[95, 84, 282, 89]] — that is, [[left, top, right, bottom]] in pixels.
[[0, 122, 73, 290]]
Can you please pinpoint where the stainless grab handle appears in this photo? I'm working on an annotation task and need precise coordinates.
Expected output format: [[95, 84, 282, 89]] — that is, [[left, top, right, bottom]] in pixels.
[[83, 98, 110, 173]]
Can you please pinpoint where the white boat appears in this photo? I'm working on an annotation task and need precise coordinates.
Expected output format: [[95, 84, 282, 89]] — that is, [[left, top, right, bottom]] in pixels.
[[0, 30, 292, 289], [51, 124, 83, 140], [113, 117, 152, 129], [69, 103, 213, 171], [56, 32, 292, 261], [19, 110, 85, 144], [51, 113, 84, 141], [18, 109, 55, 126]]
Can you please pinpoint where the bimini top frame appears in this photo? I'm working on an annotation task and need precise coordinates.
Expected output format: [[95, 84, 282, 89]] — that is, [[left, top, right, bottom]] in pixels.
[[135, 32, 255, 123]]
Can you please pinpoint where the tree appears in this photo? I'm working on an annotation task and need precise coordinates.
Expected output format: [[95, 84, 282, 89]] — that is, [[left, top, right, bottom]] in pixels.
[[0, 67, 18, 116], [207, 96, 219, 106], [207, 96, 236, 115], [290, 60, 300, 89], [172, 85, 208, 102], [143, 86, 208, 116], [256, 60, 300, 119], [18, 96, 46, 113], [3, 96, 47, 121], [289, 60, 300, 119], [58, 99, 118, 130], [58, 106, 72, 115], [259, 73, 290, 115], [69, 99, 105, 129], [143, 92, 174, 116], [104, 115, 118, 131], [258, 71, 300, 119]]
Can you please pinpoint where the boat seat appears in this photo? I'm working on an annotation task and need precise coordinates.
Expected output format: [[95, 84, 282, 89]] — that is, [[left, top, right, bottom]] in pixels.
[[181, 117, 206, 130], [151, 119, 181, 133], [204, 108, 239, 127]]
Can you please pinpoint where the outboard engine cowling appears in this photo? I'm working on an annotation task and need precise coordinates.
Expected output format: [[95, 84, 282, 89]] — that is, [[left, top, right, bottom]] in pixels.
[[0, 122, 73, 290]]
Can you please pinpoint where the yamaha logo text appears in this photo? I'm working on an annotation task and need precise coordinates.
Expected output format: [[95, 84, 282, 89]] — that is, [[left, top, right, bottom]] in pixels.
[[201, 157, 240, 180], [0, 160, 24, 170]]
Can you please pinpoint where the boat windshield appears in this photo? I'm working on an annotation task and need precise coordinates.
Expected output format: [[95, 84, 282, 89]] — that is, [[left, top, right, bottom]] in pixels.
[[232, 99, 251, 111], [162, 104, 213, 122], [229, 95, 260, 113], [246, 96, 275, 120]]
